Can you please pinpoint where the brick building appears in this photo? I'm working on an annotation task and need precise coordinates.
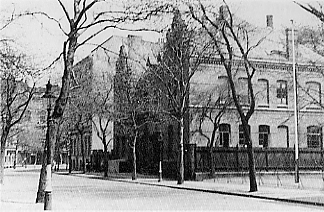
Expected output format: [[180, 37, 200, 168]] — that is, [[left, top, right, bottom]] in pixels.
[[190, 16, 324, 150]]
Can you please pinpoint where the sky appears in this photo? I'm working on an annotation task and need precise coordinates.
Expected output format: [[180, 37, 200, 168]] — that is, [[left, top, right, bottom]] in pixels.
[[0, 0, 321, 85]]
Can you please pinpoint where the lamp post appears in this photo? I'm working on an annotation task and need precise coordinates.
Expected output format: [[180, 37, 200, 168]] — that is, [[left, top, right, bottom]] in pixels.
[[42, 80, 56, 210], [291, 20, 299, 184]]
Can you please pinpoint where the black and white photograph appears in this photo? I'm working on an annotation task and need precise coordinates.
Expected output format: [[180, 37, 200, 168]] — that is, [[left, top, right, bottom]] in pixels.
[[1, 0, 324, 211]]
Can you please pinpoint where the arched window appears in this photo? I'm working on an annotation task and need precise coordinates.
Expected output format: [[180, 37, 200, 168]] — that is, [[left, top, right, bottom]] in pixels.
[[306, 81, 321, 109], [219, 124, 231, 147], [238, 77, 249, 105], [257, 79, 269, 106], [277, 80, 288, 106], [307, 126, 322, 148], [218, 76, 230, 104], [259, 125, 270, 148]]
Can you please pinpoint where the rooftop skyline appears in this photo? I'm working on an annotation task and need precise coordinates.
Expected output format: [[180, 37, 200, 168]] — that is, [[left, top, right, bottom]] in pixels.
[[0, 0, 321, 85]]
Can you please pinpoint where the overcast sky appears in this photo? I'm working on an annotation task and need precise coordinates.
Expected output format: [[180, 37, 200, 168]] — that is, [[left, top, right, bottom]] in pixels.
[[0, 0, 321, 85]]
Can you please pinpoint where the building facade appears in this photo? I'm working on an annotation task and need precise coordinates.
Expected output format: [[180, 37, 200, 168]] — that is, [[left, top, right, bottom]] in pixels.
[[190, 17, 324, 151], [71, 15, 324, 176]]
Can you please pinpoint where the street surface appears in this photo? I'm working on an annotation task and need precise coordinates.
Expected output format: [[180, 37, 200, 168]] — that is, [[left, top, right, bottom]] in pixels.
[[2, 166, 324, 211]]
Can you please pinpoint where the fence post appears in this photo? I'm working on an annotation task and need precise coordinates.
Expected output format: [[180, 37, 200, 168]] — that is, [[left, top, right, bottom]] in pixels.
[[185, 144, 196, 180], [321, 147, 324, 173], [265, 148, 269, 171], [236, 144, 239, 172]]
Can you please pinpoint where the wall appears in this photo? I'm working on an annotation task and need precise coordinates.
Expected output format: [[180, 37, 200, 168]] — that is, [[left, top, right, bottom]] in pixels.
[[190, 60, 324, 149]]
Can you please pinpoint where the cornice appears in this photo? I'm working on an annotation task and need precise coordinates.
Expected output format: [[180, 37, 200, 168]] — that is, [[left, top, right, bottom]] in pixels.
[[195, 57, 323, 72]]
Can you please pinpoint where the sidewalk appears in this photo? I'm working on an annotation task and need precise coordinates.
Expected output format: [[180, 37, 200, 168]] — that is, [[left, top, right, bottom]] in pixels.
[[79, 171, 324, 207]]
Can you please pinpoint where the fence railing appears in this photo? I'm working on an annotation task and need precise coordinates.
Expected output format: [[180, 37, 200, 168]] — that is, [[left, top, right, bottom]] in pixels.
[[195, 146, 324, 172]]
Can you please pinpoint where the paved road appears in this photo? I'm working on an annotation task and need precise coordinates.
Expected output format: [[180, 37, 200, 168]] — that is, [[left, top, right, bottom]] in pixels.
[[2, 168, 324, 211]]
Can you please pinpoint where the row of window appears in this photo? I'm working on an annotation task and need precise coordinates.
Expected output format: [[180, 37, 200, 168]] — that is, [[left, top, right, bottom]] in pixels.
[[219, 124, 322, 148], [219, 76, 321, 107]]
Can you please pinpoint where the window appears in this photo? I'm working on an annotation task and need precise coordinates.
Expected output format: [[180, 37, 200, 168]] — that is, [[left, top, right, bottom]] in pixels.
[[307, 126, 322, 148], [306, 81, 321, 109], [218, 76, 230, 104], [259, 125, 270, 148], [237, 77, 249, 105], [239, 124, 251, 146], [219, 124, 231, 147], [257, 79, 269, 106], [277, 80, 288, 105], [278, 125, 289, 148]]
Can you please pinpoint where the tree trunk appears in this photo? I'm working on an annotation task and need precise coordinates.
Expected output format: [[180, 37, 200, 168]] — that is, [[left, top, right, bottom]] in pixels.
[[36, 115, 57, 205], [239, 116, 258, 192], [68, 153, 72, 174], [177, 118, 184, 185], [0, 140, 4, 209], [0, 127, 9, 185], [0, 142, 6, 186], [208, 145, 215, 178], [247, 142, 257, 192], [208, 125, 217, 178], [35, 147, 46, 203], [13, 141, 18, 169], [69, 140, 72, 173], [132, 132, 138, 181], [103, 140, 109, 177], [80, 133, 86, 174]]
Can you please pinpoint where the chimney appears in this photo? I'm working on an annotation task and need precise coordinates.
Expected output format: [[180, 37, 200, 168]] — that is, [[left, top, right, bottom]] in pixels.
[[285, 28, 298, 61], [266, 15, 273, 28]]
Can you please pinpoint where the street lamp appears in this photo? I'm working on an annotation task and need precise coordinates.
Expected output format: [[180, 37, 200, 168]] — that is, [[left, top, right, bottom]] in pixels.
[[42, 80, 56, 210]]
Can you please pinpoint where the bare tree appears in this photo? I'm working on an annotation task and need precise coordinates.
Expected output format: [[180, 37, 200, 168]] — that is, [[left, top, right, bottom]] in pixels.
[[191, 84, 232, 177], [91, 72, 114, 177], [291, 5, 324, 112], [148, 8, 211, 184], [188, 1, 270, 192], [115, 45, 161, 180], [7, 0, 172, 203], [0, 42, 35, 190]]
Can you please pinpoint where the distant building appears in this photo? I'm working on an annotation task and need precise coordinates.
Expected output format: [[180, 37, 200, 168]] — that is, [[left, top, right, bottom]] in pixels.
[[1, 81, 61, 168]]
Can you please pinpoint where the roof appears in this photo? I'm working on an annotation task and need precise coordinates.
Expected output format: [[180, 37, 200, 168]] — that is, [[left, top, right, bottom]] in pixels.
[[248, 28, 324, 65], [90, 34, 161, 77]]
